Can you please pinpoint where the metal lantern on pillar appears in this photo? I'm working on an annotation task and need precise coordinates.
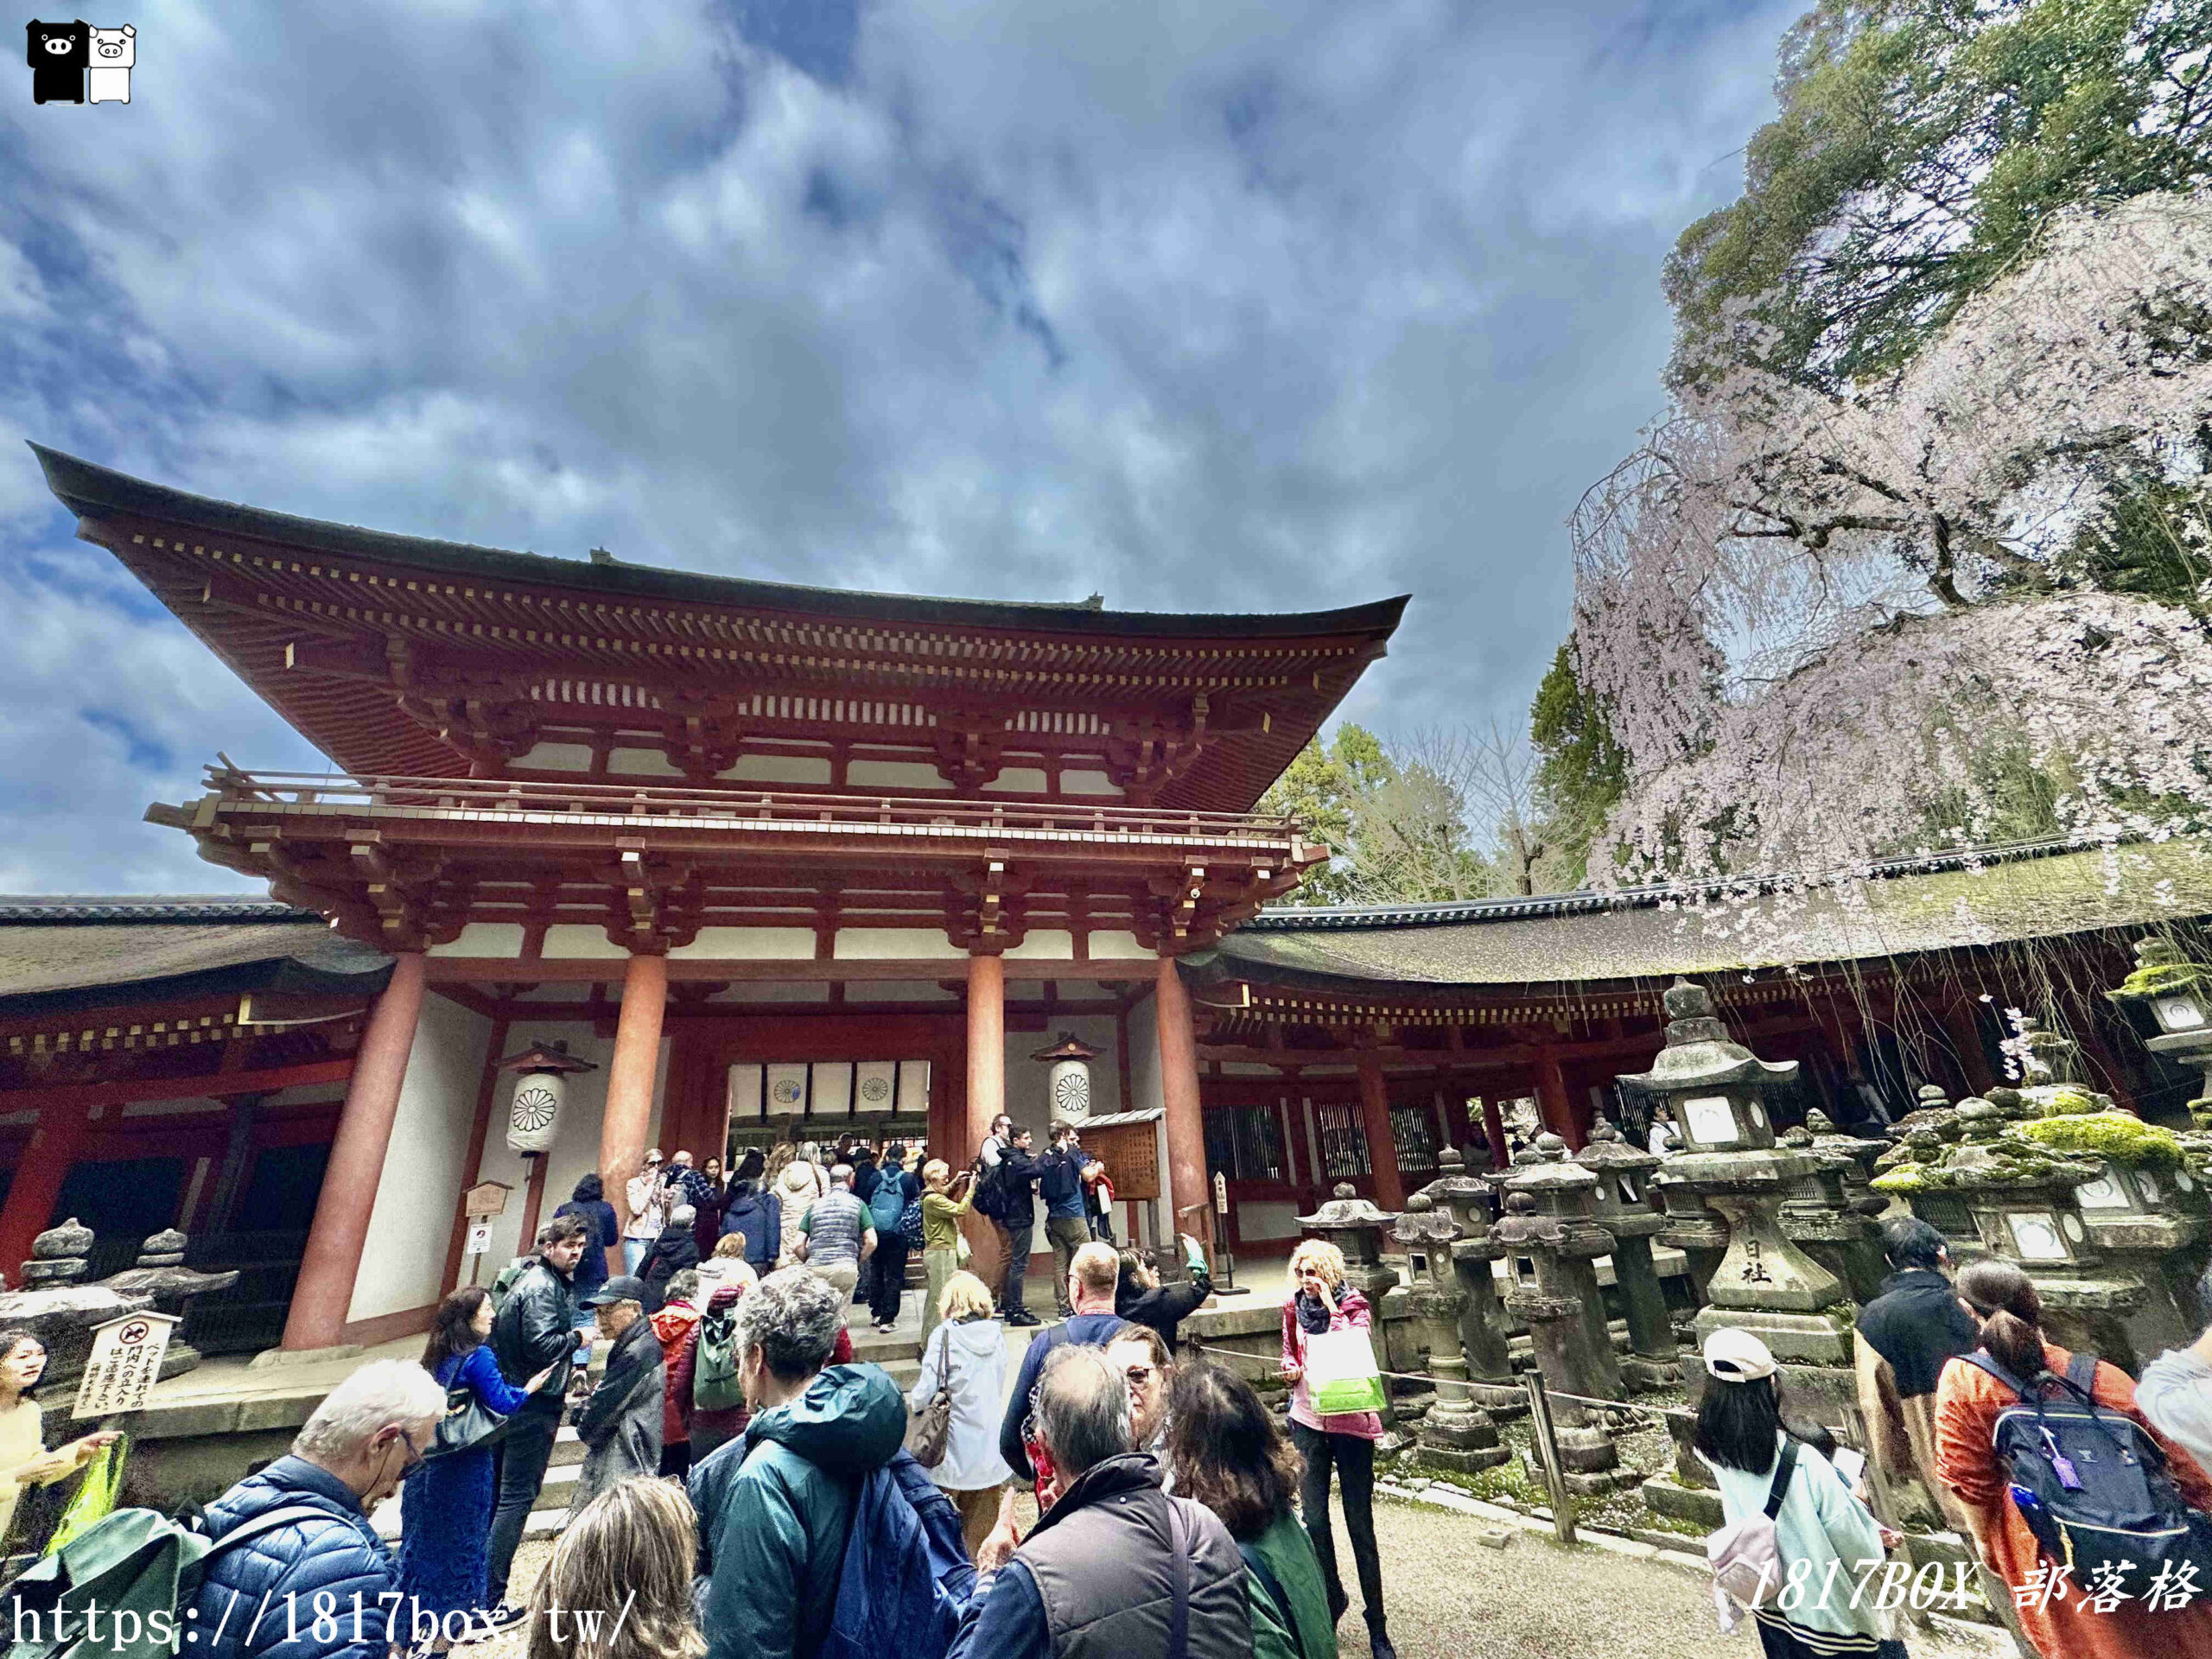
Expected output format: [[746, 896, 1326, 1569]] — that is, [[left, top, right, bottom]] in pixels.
[[498, 1039, 600, 1156], [1033, 1032, 1100, 1124]]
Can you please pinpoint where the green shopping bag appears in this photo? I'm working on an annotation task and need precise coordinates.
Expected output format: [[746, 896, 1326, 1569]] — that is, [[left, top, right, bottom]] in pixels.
[[45, 1437, 125, 1557], [1304, 1326, 1387, 1416]]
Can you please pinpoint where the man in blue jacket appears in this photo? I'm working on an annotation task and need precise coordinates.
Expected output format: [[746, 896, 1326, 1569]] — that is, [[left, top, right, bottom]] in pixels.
[[1034, 1122, 1099, 1319], [191, 1360, 446, 1659], [998, 1241, 1127, 1483]]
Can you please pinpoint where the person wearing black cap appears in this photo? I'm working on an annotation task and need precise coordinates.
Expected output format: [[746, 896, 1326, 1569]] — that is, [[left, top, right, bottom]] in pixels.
[[570, 1274, 664, 1517]]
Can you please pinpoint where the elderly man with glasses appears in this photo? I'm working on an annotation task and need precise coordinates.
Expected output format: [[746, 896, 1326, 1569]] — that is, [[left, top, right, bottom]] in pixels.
[[189, 1358, 446, 1659]]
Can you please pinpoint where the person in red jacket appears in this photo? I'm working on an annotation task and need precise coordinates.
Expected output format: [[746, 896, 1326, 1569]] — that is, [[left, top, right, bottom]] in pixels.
[[649, 1270, 704, 1478]]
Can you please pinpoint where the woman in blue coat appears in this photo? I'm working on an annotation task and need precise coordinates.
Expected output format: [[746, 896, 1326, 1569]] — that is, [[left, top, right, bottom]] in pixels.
[[397, 1287, 553, 1650]]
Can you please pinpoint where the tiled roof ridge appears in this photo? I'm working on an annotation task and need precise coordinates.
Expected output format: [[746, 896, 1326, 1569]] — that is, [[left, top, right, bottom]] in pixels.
[[0, 896, 315, 924], [1249, 835, 2101, 931]]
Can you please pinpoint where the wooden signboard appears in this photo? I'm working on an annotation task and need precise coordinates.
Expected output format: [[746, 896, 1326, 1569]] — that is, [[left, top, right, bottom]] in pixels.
[[73, 1312, 179, 1419], [463, 1180, 512, 1217], [1084, 1122, 1160, 1202]]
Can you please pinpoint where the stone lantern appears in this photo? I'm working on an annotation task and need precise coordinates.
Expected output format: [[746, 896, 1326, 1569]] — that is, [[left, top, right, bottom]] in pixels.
[[1777, 1124, 1889, 1304], [1618, 981, 1851, 1369], [1574, 1122, 1678, 1386], [1498, 1136, 1624, 1406], [1419, 1147, 1522, 1414], [499, 1039, 599, 1156], [1392, 1195, 1510, 1471], [1801, 1109, 1891, 1214], [1489, 1190, 1622, 1492], [96, 1229, 239, 1380], [2109, 938, 2212, 1130], [1872, 1097, 2152, 1370], [1032, 1032, 1100, 1124]]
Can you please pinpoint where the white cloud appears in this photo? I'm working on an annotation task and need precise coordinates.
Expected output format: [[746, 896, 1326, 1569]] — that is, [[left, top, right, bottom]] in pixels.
[[0, 0, 1797, 887]]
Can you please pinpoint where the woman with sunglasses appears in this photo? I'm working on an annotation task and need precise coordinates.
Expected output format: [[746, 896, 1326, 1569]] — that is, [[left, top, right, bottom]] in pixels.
[[1278, 1239, 1392, 1659]]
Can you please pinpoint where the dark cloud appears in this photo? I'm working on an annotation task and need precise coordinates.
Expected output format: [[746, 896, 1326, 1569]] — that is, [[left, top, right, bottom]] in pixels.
[[0, 0, 1798, 890]]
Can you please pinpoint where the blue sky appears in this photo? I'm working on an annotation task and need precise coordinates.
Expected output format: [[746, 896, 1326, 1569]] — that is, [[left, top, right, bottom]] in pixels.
[[0, 0, 1799, 891]]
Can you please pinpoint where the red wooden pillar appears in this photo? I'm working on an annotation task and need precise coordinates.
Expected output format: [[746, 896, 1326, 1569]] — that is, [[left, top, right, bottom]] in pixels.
[[1155, 956, 1215, 1253], [1535, 1048, 1582, 1149], [1354, 1056, 1407, 1211], [282, 951, 427, 1351], [0, 1100, 93, 1287], [601, 953, 669, 1277], [963, 952, 1007, 1283]]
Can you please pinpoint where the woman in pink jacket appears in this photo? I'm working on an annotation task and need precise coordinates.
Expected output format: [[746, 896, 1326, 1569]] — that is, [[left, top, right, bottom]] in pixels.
[[1279, 1238, 1393, 1659]]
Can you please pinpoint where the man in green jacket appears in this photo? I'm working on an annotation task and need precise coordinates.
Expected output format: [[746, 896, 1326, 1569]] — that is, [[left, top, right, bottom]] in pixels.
[[688, 1267, 906, 1659]]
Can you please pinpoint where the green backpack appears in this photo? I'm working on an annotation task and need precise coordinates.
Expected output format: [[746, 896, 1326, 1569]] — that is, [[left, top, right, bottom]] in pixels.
[[693, 1307, 744, 1412], [1, 1503, 326, 1659]]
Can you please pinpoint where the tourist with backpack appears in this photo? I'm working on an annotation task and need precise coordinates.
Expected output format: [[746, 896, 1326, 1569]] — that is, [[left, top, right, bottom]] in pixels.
[[652, 1270, 705, 1479], [191, 1360, 447, 1659], [867, 1142, 920, 1332], [681, 1282, 750, 1463], [984, 1124, 1042, 1326], [689, 1268, 969, 1659], [720, 1166, 782, 1277], [1936, 1259, 2212, 1658], [1694, 1328, 1900, 1659]]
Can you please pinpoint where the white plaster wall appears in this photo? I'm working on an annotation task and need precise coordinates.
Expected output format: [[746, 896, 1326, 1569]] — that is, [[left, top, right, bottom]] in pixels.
[[346, 995, 493, 1324], [467, 1023, 669, 1276], [999, 1013, 1122, 1128]]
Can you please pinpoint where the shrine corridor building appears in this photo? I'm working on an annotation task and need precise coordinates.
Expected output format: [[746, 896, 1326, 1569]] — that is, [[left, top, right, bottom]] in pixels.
[[3, 448, 2206, 1355]]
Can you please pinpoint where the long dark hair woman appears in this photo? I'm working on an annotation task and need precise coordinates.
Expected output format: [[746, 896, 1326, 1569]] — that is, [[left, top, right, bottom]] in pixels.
[[1166, 1363, 1338, 1659], [1693, 1327, 1900, 1659], [1936, 1260, 2212, 1659], [397, 1287, 556, 1653]]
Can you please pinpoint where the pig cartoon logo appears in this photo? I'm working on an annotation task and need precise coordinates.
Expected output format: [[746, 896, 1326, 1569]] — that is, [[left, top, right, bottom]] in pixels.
[[26, 20, 88, 105], [87, 23, 131, 104]]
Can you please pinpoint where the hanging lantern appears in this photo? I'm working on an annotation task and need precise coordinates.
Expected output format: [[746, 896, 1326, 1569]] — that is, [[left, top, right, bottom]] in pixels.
[[498, 1039, 600, 1156], [1033, 1032, 1100, 1123]]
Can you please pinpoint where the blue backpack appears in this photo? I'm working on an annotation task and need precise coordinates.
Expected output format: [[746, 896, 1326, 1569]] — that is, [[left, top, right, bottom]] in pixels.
[[1961, 1348, 2212, 1584], [819, 1452, 976, 1659], [871, 1175, 906, 1237]]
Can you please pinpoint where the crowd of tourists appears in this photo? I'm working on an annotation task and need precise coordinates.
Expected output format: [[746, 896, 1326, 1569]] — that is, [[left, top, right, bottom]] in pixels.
[[42, 1111, 2212, 1659]]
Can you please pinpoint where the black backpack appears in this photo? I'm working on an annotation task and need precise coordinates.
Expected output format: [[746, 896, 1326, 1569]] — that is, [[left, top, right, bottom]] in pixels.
[[1961, 1348, 2212, 1583]]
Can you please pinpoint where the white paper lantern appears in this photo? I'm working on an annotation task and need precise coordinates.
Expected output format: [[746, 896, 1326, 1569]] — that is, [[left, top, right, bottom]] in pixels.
[[507, 1071, 565, 1155]]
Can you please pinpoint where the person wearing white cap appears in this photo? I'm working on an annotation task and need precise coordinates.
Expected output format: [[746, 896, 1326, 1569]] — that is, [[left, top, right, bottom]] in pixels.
[[1694, 1328, 1906, 1659]]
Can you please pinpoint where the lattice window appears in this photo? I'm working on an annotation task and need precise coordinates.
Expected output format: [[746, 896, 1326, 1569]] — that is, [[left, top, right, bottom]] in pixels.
[[1204, 1104, 1290, 1183], [1389, 1104, 1438, 1173], [1313, 1102, 1371, 1179]]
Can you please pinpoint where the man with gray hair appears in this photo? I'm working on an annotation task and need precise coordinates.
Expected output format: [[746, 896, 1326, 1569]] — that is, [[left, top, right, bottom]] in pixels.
[[950, 1344, 1251, 1659], [188, 1359, 445, 1659], [792, 1162, 875, 1307], [642, 1199, 702, 1302], [688, 1267, 909, 1659]]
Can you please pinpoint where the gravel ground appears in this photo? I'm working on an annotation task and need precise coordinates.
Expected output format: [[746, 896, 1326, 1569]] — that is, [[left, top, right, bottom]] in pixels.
[[472, 1485, 2011, 1659]]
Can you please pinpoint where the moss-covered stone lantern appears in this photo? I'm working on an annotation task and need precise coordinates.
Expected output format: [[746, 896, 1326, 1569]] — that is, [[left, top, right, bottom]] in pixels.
[[1504, 1135, 1625, 1403], [1618, 981, 1852, 1368], [2109, 937, 2212, 1130], [1777, 1123, 1889, 1304], [1872, 1097, 2153, 1370], [1489, 1189, 1624, 1493]]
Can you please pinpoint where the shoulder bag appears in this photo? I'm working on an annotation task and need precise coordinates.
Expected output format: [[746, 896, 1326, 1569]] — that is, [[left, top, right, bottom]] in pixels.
[[905, 1327, 957, 1468]]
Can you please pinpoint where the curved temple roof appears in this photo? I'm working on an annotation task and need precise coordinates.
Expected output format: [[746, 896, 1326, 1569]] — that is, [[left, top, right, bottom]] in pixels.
[[31, 444, 1406, 811], [31, 444, 1407, 640]]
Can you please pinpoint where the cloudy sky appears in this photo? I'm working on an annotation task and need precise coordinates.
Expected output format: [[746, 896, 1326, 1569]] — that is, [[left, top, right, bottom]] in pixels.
[[1, 0, 1798, 892]]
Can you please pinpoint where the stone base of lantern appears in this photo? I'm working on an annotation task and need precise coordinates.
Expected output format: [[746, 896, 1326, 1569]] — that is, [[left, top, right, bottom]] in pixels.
[[1691, 1305, 1853, 1368], [1416, 1401, 1510, 1472], [1461, 1379, 1529, 1418], [1639, 1475, 1725, 1529], [1620, 1355, 1681, 1390], [1555, 1424, 1619, 1477]]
